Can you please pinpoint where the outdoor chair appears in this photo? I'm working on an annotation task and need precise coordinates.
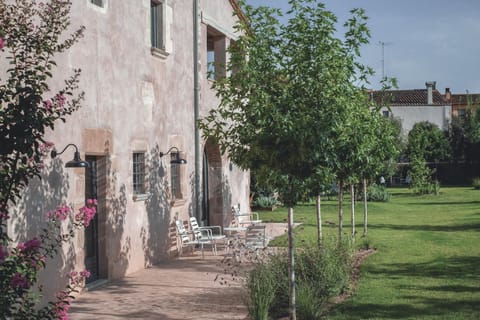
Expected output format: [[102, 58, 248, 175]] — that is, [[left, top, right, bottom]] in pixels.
[[189, 216, 226, 255], [232, 204, 262, 226], [175, 220, 215, 258], [245, 224, 267, 250]]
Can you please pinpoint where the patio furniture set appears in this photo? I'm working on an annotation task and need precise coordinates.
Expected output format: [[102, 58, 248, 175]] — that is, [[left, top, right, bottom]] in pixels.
[[174, 204, 268, 258]]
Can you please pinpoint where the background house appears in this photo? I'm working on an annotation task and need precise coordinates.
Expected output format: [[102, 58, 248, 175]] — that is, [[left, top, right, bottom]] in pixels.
[[444, 88, 480, 118], [7, 0, 249, 300], [373, 81, 452, 135]]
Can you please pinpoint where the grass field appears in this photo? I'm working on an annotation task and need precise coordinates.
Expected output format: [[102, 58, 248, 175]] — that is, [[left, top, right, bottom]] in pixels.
[[258, 187, 480, 319]]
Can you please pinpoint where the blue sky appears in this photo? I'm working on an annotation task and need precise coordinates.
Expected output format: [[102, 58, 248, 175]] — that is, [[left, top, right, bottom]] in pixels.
[[244, 0, 480, 93]]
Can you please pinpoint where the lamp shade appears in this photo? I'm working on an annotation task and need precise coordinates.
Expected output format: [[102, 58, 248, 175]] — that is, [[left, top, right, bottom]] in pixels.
[[51, 144, 90, 169], [65, 151, 90, 168]]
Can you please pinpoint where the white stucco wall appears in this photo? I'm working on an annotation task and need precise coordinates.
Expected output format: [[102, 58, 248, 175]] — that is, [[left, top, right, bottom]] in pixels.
[[4, 0, 249, 300], [382, 105, 452, 134]]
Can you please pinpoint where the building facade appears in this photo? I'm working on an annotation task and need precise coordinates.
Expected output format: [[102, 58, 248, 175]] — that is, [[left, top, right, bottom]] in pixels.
[[444, 88, 480, 119], [7, 0, 249, 299], [373, 81, 452, 134]]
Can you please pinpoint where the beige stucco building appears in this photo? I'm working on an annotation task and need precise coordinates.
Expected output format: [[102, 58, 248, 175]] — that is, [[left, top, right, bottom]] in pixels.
[[7, 0, 249, 299]]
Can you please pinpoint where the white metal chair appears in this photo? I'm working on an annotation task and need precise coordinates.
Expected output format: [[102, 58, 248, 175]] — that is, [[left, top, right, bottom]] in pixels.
[[189, 216, 226, 255], [245, 225, 267, 250], [232, 204, 262, 226], [175, 220, 214, 258]]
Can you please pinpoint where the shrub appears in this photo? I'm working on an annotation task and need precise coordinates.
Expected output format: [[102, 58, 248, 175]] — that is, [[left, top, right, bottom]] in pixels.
[[296, 281, 325, 320], [408, 156, 440, 195], [253, 195, 278, 209], [245, 262, 278, 320], [472, 177, 480, 190], [413, 180, 440, 195], [366, 183, 391, 202], [242, 242, 353, 320]]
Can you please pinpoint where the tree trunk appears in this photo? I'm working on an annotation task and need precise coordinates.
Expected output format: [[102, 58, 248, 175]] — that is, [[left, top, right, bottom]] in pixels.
[[316, 194, 322, 247], [363, 178, 368, 237], [338, 180, 343, 242], [350, 184, 355, 240], [288, 207, 296, 320]]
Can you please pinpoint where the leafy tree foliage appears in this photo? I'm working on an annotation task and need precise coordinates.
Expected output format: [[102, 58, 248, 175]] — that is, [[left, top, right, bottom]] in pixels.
[[406, 121, 450, 163], [405, 122, 448, 194], [199, 0, 393, 318], [0, 0, 84, 207], [0, 0, 86, 318], [449, 109, 480, 162]]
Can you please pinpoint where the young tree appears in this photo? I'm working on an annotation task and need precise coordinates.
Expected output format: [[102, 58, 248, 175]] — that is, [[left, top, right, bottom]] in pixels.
[[406, 121, 450, 163], [406, 121, 449, 194], [449, 109, 480, 163], [200, 1, 374, 318]]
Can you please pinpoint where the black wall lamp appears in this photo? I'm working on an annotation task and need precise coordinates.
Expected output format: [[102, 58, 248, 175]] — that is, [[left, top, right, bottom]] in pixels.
[[160, 147, 187, 164], [51, 143, 90, 168]]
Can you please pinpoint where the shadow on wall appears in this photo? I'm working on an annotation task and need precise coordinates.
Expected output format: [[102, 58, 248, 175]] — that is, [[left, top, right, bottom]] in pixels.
[[221, 174, 232, 227], [141, 145, 171, 266], [105, 142, 130, 279], [192, 163, 233, 227], [11, 159, 75, 303]]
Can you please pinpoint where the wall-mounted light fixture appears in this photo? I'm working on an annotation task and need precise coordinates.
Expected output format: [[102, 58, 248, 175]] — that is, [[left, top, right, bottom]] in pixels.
[[160, 147, 187, 164], [51, 143, 90, 168]]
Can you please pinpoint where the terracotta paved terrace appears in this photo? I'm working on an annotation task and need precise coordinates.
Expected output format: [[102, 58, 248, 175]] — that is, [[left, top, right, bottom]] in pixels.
[[69, 223, 290, 320]]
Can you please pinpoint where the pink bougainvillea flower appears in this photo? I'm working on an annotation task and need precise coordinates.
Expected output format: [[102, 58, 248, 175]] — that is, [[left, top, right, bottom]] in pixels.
[[80, 269, 91, 278], [86, 199, 97, 206], [47, 204, 71, 221], [0, 208, 9, 221], [30, 254, 46, 270], [55, 94, 66, 108], [10, 272, 29, 289], [17, 238, 42, 254], [54, 297, 71, 320], [43, 99, 52, 110], [75, 199, 97, 227], [0, 38, 5, 50]]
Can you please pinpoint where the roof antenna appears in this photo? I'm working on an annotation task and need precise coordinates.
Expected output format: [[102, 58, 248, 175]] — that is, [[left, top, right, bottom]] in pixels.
[[378, 41, 392, 80]]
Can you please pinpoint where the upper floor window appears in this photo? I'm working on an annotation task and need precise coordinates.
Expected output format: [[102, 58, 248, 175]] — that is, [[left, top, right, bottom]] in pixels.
[[207, 26, 226, 80], [90, 0, 104, 7], [170, 153, 183, 200], [382, 110, 390, 117], [133, 152, 146, 195], [458, 108, 466, 120], [151, 0, 165, 50]]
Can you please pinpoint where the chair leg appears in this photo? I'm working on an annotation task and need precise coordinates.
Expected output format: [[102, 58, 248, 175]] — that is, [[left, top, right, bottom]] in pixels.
[[212, 241, 217, 255]]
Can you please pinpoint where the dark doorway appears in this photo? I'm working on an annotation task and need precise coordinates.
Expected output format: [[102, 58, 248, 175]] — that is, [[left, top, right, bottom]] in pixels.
[[203, 140, 224, 227], [84, 155, 107, 283], [202, 150, 210, 225]]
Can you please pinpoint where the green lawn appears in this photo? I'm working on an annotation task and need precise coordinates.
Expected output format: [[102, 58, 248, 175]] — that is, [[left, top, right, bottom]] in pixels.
[[258, 187, 480, 319]]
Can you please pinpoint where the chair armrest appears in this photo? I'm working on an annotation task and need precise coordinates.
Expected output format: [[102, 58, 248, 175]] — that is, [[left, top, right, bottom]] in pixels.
[[250, 211, 259, 221], [194, 228, 214, 239], [199, 225, 223, 236]]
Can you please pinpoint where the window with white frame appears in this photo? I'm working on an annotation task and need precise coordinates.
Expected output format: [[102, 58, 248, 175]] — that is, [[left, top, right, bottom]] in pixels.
[[151, 0, 165, 50], [133, 152, 146, 195], [170, 153, 182, 200]]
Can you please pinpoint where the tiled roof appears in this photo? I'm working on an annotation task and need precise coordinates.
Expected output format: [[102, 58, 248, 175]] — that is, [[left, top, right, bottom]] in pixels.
[[372, 89, 448, 106], [451, 94, 480, 105]]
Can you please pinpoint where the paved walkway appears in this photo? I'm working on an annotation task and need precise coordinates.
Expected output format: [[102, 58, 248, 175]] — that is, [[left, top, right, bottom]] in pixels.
[[69, 223, 290, 320]]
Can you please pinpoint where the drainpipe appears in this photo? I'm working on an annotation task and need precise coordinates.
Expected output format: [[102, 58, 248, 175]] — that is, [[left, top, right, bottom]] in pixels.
[[193, 0, 201, 220]]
